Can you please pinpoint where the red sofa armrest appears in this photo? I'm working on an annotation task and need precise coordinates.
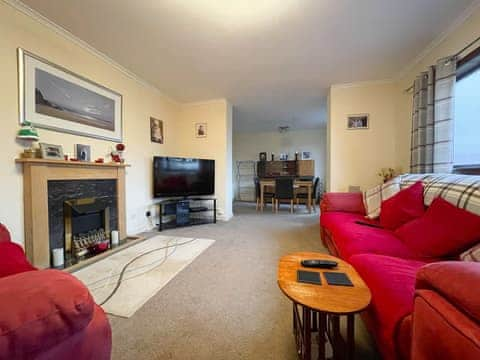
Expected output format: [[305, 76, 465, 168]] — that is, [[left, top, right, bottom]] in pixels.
[[415, 261, 480, 322], [411, 262, 480, 360], [320, 192, 366, 215], [0, 269, 95, 359]]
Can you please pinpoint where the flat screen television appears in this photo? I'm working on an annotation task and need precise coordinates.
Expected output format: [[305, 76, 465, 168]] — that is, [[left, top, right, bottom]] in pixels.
[[153, 156, 215, 198]]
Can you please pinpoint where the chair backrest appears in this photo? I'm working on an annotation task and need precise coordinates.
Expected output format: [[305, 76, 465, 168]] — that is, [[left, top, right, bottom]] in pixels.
[[312, 177, 320, 197], [275, 178, 294, 199], [254, 177, 260, 198]]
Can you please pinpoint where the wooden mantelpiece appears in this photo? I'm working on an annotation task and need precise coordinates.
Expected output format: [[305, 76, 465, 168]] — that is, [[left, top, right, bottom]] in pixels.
[[16, 158, 129, 269]]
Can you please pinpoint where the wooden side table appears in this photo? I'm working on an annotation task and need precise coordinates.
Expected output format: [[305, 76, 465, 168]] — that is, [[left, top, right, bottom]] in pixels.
[[277, 252, 371, 360]]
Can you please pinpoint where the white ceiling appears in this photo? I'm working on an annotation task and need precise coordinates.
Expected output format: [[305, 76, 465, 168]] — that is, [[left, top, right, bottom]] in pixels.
[[19, 0, 477, 132]]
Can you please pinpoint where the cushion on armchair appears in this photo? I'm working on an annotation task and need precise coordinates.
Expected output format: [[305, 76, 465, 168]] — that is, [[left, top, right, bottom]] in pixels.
[[0, 223, 11, 243], [0, 241, 36, 278], [0, 270, 95, 359]]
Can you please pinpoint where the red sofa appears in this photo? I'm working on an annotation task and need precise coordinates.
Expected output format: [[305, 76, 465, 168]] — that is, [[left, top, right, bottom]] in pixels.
[[320, 192, 480, 360], [0, 224, 111, 360]]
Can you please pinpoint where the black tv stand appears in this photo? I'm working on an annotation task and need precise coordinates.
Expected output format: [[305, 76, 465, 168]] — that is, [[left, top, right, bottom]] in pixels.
[[157, 198, 217, 231]]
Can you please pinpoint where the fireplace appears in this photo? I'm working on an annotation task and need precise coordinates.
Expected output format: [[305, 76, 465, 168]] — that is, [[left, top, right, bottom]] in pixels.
[[64, 197, 111, 262], [48, 179, 118, 267]]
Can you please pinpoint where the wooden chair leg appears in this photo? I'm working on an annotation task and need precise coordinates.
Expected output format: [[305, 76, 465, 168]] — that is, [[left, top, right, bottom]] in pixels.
[[256, 198, 259, 211], [290, 200, 294, 213], [272, 198, 275, 213]]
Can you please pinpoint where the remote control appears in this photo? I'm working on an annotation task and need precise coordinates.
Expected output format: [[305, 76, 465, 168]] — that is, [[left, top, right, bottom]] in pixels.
[[301, 259, 338, 269]]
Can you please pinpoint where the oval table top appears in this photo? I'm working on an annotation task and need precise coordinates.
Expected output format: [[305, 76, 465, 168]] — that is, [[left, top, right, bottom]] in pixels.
[[277, 252, 371, 315]]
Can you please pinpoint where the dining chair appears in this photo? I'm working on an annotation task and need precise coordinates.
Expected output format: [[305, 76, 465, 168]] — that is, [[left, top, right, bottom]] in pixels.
[[296, 177, 319, 211], [274, 177, 295, 213], [255, 177, 274, 211]]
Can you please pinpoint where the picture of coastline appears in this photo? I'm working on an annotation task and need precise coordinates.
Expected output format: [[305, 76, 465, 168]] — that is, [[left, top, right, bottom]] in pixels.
[[35, 68, 115, 131]]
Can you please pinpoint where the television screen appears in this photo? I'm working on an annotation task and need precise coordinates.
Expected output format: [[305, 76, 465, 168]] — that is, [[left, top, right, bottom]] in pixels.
[[153, 157, 215, 197]]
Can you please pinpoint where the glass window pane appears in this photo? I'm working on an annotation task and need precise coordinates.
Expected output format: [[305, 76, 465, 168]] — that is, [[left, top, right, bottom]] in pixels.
[[454, 68, 480, 166]]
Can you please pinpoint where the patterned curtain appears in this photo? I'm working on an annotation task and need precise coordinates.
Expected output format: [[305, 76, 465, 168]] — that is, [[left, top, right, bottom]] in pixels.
[[410, 57, 456, 173]]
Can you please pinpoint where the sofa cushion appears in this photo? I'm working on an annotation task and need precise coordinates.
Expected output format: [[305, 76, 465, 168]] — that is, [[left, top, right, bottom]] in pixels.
[[396, 197, 480, 258], [380, 181, 425, 230], [321, 212, 420, 260], [349, 254, 426, 360], [363, 180, 400, 219], [0, 270, 95, 358], [0, 223, 11, 243], [0, 241, 36, 278]]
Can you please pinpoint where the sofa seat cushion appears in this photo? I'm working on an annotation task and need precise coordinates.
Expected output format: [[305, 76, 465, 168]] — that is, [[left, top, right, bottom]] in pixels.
[[350, 254, 426, 360], [0, 269, 95, 358], [321, 212, 420, 260], [0, 241, 36, 278]]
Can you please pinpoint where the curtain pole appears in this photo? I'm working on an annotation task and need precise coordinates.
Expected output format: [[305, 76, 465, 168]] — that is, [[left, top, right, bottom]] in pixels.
[[403, 34, 480, 93]]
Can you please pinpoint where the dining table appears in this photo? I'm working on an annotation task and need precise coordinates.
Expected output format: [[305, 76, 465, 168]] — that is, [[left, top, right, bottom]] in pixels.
[[259, 178, 314, 213]]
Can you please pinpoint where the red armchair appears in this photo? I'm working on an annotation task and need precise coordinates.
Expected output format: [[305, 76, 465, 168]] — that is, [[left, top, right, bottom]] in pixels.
[[412, 262, 480, 360], [0, 224, 111, 360]]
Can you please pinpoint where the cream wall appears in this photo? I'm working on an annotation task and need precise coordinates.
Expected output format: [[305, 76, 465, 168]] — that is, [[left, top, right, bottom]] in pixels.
[[177, 100, 233, 220], [0, 2, 233, 246], [395, 6, 480, 171], [233, 128, 327, 198], [328, 82, 398, 191]]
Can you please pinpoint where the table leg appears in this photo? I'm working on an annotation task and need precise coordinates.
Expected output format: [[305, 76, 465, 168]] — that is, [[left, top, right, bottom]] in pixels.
[[318, 312, 326, 360], [330, 315, 340, 359], [303, 306, 311, 360], [346, 314, 355, 360], [260, 183, 264, 212]]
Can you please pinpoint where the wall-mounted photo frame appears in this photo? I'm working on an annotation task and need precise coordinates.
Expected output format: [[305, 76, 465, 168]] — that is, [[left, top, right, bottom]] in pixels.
[[150, 117, 164, 144], [301, 151, 312, 160], [195, 123, 207, 138], [347, 114, 369, 130], [75, 144, 91, 162], [18, 48, 123, 142], [39, 142, 64, 160]]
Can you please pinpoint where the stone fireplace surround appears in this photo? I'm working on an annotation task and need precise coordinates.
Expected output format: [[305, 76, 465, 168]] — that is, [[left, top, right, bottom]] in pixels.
[[16, 158, 128, 269]]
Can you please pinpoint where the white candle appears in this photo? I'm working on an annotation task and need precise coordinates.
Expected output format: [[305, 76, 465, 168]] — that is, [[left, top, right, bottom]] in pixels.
[[111, 230, 119, 245], [52, 248, 64, 267]]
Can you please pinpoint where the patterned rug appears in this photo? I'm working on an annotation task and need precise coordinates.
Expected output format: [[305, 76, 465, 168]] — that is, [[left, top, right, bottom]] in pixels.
[[73, 235, 215, 318]]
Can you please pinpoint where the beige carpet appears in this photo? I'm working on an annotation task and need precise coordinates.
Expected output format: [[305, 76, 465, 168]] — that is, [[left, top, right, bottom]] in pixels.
[[73, 236, 215, 318], [109, 203, 379, 359]]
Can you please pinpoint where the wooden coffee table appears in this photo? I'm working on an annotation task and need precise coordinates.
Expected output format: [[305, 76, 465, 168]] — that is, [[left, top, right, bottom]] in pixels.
[[277, 252, 371, 360]]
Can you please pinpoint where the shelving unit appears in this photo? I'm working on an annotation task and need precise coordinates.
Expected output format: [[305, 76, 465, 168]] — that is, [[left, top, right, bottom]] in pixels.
[[236, 160, 256, 202], [158, 198, 216, 231]]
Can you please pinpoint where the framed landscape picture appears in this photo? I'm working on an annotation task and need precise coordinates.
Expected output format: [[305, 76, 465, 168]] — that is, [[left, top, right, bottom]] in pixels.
[[18, 48, 123, 142]]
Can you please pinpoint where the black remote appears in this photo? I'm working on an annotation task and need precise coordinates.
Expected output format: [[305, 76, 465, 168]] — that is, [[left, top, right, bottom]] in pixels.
[[301, 259, 338, 269]]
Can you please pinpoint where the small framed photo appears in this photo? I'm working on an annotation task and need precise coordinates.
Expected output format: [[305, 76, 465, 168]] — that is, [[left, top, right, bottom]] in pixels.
[[301, 151, 312, 160], [39, 143, 64, 160], [150, 117, 164, 144], [259, 152, 267, 161], [347, 114, 369, 130], [75, 144, 91, 161], [195, 123, 207, 138]]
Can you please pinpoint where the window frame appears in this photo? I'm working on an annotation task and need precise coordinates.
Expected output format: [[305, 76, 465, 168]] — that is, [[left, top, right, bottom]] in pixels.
[[453, 46, 480, 174]]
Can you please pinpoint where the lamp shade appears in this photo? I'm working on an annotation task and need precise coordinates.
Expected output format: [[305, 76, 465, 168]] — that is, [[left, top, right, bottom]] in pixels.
[[17, 122, 39, 141]]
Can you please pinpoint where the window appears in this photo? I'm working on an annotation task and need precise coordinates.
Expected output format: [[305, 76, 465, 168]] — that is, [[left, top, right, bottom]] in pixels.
[[454, 48, 480, 170]]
